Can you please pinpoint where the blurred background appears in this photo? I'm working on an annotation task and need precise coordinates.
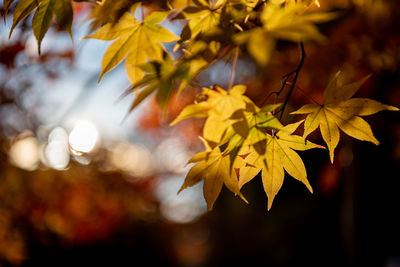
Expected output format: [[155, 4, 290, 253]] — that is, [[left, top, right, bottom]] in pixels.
[[0, 0, 399, 266]]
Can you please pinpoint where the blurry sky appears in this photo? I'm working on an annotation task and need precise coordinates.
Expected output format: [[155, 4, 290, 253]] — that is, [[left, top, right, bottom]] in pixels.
[[0, 10, 211, 225]]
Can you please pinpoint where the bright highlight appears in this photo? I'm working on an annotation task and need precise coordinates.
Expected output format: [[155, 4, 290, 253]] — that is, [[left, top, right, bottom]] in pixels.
[[68, 120, 99, 154]]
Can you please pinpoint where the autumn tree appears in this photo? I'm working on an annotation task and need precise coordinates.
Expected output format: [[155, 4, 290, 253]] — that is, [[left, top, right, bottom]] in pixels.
[[2, 0, 399, 212]]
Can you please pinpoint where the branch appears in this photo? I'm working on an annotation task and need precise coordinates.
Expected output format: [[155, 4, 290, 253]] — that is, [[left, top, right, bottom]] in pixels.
[[277, 42, 306, 120], [229, 46, 240, 89]]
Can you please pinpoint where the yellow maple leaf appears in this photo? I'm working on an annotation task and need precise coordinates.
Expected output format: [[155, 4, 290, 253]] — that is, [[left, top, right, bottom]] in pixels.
[[178, 0, 225, 42], [170, 85, 247, 125], [178, 138, 247, 210], [236, 120, 323, 210], [171, 84, 250, 143], [261, 1, 330, 43], [84, 4, 179, 84], [291, 72, 399, 162], [234, 0, 336, 65]]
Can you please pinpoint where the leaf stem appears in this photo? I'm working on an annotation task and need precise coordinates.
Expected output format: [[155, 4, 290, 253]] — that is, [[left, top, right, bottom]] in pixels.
[[229, 46, 240, 89]]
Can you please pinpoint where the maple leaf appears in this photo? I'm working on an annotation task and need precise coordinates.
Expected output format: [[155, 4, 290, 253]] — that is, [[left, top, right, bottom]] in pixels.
[[234, 28, 275, 66], [223, 102, 284, 166], [85, 3, 179, 84], [171, 84, 281, 147], [236, 120, 324, 210], [9, 0, 73, 53], [121, 53, 191, 112], [291, 72, 399, 163], [173, 40, 221, 94], [204, 84, 248, 119], [234, 0, 336, 65], [261, 1, 335, 42], [171, 84, 250, 143], [123, 40, 223, 113], [171, 84, 283, 160], [176, 0, 226, 42], [178, 138, 247, 211], [171, 85, 289, 210]]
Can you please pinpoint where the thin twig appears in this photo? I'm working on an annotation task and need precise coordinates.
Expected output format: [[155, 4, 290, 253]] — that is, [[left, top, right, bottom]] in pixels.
[[260, 73, 291, 106], [278, 42, 306, 120], [291, 83, 321, 105], [229, 46, 240, 89]]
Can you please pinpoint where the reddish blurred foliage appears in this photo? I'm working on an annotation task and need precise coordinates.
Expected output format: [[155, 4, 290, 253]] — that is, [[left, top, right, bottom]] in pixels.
[[0, 154, 159, 262], [0, 42, 25, 68], [72, 1, 91, 16], [138, 87, 203, 146], [171, 225, 210, 266], [138, 97, 163, 131], [318, 162, 341, 196], [39, 49, 74, 64]]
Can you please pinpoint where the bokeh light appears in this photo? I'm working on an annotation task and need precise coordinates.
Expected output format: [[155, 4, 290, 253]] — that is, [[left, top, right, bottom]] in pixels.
[[42, 127, 70, 170], [155, 138, 193, 174], [155, 175, 207, 224], [109, 142, 154, 179], [9, 136, 40, 171], [68, 120, 99, 154]]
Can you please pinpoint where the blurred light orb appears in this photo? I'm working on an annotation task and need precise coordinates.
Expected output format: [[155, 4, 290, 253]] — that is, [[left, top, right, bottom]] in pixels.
[[156, 175, 207, 224], [110, 142, 153, 178], [68, 120, 99, 154], [155, 138, 193, 174], [43, 127, 70, 170], [9, 136, 40, 171]]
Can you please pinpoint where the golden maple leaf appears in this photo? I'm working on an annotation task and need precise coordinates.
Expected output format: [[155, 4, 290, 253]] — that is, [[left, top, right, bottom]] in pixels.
[[235, 120, 323, 210], [291, 72, 399, 162], [178, 137, 247, 211], [84, 3, 179, 84], [234, 0, 336, 65]]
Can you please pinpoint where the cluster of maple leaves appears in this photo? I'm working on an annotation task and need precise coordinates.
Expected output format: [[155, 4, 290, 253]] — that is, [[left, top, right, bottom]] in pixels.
[[171, 74, 398, 210], [3, 0, 398, 210]]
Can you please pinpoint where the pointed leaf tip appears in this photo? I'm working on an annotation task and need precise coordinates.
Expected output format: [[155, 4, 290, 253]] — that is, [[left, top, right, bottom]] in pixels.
[[238, 192, 249, 204], [305, 182, 313, 193], [315, 144, 326, 149], [329, 151, 335, 164], [267, 200, 273, 211]]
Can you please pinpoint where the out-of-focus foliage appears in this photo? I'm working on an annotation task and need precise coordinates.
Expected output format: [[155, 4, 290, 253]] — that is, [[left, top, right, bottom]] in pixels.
[[7, 0, 73, 52], [1, 0, 400, 265], [234, 0, 336, 65], [0, 147, 158, 264]]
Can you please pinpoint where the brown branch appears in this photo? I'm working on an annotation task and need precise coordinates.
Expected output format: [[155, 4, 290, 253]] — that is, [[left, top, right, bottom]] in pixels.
[[260, 72, 292, 106], [277, 42, 306, 120]]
